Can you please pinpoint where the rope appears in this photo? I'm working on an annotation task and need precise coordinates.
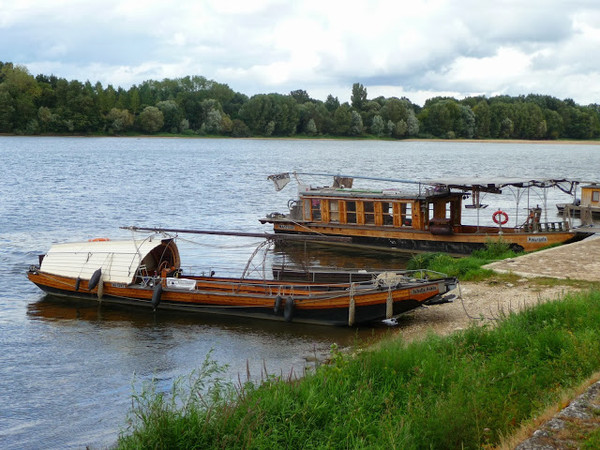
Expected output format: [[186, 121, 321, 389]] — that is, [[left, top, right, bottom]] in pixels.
[[386, 285, 393, 319], [284, 216, 330, 237], [348, 283, 356, 326], [175, 234, 262, 249]]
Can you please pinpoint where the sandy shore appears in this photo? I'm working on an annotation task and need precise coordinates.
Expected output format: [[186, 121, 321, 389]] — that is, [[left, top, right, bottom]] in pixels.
[[392, 279, 580, 342]]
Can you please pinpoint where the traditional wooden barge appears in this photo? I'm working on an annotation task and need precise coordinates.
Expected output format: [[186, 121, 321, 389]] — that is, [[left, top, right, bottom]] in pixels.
[[27, 236, 458, 326], [260, 173, 592, 255]]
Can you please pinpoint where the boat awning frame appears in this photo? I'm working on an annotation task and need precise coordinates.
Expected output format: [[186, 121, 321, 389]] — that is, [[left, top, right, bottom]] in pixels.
[[423, 177, 584, 195]]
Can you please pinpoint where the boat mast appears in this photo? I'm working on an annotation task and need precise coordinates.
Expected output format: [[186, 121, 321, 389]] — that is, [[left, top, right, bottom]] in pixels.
[[120, 226, 352, 242]]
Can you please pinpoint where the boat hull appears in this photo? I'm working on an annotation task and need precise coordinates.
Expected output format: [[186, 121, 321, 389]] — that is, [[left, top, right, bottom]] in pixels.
[[268, 221, 590, 255], [27, 270, 457, 327]]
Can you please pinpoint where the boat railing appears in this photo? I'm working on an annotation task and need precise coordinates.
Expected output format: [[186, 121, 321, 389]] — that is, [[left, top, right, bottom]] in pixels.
[[517, 220, 567, 233], [152, 266, 446, 297]]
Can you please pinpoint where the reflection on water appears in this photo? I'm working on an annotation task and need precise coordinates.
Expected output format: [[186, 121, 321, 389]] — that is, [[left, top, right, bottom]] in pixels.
[[20, 294, 391, 449], [271, 241, 414, 271], [27, 294, 389, 344]]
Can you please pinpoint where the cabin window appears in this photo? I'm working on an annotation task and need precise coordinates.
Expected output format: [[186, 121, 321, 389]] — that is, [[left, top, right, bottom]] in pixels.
[[382, 202, 393, 226], [303, 199, 311, 220], [330, 200, 340, 222], [311, 199, 322, 221], [346, 201, 357, 224], [364, 201, 375, 224], [402, 203, 412, 226], [593, 191, 600, 203]]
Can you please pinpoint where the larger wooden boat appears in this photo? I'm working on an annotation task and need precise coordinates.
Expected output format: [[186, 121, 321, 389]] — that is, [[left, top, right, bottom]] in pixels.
[[260, 173, 593, 255], [27, 236, 458, 327]]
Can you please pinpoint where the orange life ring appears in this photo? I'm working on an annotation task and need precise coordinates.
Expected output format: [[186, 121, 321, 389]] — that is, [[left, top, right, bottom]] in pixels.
[[89, 238, 110, 242], [492, 210, 509, 225]]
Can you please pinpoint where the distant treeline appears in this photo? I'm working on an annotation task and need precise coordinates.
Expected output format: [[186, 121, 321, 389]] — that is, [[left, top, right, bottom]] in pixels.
[[1, 61, 599, 140]]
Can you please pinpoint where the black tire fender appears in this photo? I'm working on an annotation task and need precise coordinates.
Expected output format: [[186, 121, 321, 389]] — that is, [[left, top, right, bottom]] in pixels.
[[88, 269, 102, 291], [284, 297, 295, 322], [274, 295, 283, 314], [152, 284, 162, 309]]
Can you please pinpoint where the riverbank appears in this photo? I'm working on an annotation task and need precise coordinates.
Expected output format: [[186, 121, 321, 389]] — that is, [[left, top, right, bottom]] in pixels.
[[118, 286, 600, 449], [2, 132, 600, 146]]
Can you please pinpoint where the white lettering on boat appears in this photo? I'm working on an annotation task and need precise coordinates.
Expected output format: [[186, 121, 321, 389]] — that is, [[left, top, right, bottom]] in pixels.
[[410, 285, 438, 295], [277, 224, 295, 230], [527, 236, 548, 243]]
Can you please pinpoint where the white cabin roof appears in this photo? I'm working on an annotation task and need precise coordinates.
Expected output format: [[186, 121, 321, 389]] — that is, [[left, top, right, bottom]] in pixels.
[[39, 237, 180, 284]]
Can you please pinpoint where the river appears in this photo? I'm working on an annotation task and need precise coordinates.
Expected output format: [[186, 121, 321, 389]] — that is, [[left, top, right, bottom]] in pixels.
[[2, 136, 600, 449]]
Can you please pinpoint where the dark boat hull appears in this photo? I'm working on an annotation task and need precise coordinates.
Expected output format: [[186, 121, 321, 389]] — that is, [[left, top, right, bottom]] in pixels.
[[269, 224, 591, 255], [28, 271, 457, 327]]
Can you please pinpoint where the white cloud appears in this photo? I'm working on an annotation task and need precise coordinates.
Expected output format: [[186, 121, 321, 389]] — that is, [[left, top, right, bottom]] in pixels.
[[2, 0, 600, 105]]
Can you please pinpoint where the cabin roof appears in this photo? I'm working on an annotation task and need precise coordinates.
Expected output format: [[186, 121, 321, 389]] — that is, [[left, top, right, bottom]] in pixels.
[[299, 187, 422, 199], [39, 237, 179, 284]]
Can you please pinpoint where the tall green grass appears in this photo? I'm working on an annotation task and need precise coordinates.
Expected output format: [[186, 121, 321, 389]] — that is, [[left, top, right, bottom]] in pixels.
[[407, 240, 518, 280], [119, 290, 600, 449]]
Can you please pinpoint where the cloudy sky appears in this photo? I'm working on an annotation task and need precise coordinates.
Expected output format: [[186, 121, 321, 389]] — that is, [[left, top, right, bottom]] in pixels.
[[2, 0, 599, 105]]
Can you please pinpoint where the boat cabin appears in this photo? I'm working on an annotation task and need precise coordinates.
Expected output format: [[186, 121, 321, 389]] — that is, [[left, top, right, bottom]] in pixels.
[[580, 184, 600, 208], [290, 186, 463, 235]]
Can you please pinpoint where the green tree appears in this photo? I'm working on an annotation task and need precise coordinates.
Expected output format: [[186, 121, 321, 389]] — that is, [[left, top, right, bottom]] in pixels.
[[489, 101, 515, 138], [394, 119, 407, 138], [420, 99, 460, 138], [386, 119, 394, 137], [137, 106, 164, 133], [106, 108, 134, 133], [203, 109, 222, 134], [350, 110, 364, 135], [406, 110, 419, 136], [371, 114, 384, 136], [333, 104, 352, 135], [231, 119, 250, 137], [351, 83, 367, 111], [306, 118, 317, 136], [290, 89, 311, 104], [0, 64, 41, 133], [238, 94, 299, 136], [324, 94, 340, 112], [472, 100, 491, 138], [544, 109, 563, 139], [156, 100, 182, 133]]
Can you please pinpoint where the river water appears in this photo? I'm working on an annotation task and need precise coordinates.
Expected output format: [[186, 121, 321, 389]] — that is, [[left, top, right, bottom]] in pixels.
[[2, 137, 600, 449]]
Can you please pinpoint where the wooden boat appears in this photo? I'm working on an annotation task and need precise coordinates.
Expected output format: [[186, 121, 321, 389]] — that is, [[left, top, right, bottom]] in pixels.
[[27, 236, 458, 326], [260, 173, 593, 255], [557, 183, 600, 223]]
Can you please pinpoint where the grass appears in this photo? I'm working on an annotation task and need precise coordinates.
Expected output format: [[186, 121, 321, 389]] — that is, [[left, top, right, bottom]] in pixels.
[[406, 240, 518, 281], [118, 290, 600, 449]]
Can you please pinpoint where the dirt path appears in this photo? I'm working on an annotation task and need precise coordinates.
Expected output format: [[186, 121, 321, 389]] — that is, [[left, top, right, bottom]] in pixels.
[[393, 279, 580, 342]]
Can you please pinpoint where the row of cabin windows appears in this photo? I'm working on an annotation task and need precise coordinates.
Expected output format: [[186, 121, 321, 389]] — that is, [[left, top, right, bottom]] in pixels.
[[304, 199, 413, 226]]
